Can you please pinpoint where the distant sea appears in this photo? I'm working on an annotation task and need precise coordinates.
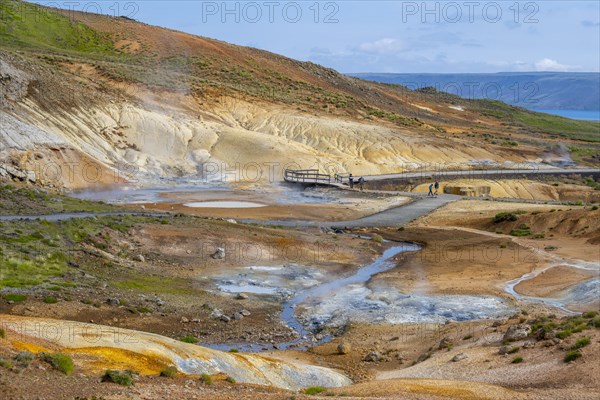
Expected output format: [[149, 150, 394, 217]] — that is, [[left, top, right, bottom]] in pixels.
[[534, 109, 600, 121]]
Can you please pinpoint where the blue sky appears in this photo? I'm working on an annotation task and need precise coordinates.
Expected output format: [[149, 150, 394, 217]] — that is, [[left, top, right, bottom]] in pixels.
[[31, 1, 600, 73]]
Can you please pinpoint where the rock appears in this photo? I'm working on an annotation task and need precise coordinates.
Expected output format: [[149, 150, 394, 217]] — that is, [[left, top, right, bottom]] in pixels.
[[211, 248, 225, 260], [225, 219, 237, 224], [552, 337, 562, 345], [498, 345, 510, 355], [233, 312, 244, 321], [451, 352, 468, 362], [503, 324, 531, 342], [492, 319, 506, 327], [106, 298, 120, 306], [364, 351, 383, 362], [236, 293, 249, 300], [186, 250, 191, 254], [156, 299, 165, 307], [240, 309, 251, 316], [438, 336, 452, 350], [134, 254, 145, 262], [337, 342, 351, 355], [523, 340, 536, 349], [220, 315, 231, 323], [180, 317, 189, 323]]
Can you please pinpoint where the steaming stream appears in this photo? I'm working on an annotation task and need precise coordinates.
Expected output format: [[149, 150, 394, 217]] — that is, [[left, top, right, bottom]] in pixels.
[[205, 241, 514, 352]]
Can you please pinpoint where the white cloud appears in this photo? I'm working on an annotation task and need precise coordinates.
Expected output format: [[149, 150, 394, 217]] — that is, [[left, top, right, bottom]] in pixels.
[[534, 58, 574, 72], [358, 38, 404, 55]]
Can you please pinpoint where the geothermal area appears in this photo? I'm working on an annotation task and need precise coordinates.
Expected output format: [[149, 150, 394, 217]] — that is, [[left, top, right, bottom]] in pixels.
[[1, 1, 600, 399]]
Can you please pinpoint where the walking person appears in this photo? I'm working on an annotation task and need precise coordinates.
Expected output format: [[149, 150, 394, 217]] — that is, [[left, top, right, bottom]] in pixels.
[[348, 173, 354, 189], [358, 176, 365, 192], [434, 180, 439, 196], [427, 183, 434, 197]]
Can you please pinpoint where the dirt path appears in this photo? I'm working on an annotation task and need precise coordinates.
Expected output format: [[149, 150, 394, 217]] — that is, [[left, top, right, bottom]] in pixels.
[[241, 194, 461, 228]]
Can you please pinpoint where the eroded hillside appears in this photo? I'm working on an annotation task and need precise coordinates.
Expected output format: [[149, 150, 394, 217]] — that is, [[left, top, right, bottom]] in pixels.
[[1, 0, 598, 188]]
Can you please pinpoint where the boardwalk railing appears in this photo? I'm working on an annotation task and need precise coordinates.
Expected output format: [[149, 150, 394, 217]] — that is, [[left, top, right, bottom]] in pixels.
[[334, 173, 349, 184], [284, 169, 332, 184]]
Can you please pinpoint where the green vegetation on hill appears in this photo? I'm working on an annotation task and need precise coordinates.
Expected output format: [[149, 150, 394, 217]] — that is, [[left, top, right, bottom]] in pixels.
[[0, 0, 116, 56], [0, 184, 114, 215], [0, 0, 598, 146], [473, 100, 600, 143]]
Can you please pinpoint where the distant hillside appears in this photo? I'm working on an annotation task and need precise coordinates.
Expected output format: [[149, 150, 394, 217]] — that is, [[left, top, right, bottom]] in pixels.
[[349, 73, 600, 112]]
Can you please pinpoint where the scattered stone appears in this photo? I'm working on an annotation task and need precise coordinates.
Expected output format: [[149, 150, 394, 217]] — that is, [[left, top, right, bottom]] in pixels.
[[492, 319, 506, 327], [106, 298, 120, 306], [337, 342, 351, 355], [180, 317, 189, 323], [240, 309, 251, 316], [211, 248, 225, 260], [236, 293, 249, 300], [186, 249, 192, 254], [364, 351, 383, 362], [498, 345, 510, 355], [225, 219, 237, 224], [523, 340, 536, 349], [134, 254, 145, 262], [233, 312, 244, 321], [451, 353, 468, 362], [220, 315, 231, 323], [438, 336, 452, 350], [417, 352, 431, 363], [503, 324, 531, 342]]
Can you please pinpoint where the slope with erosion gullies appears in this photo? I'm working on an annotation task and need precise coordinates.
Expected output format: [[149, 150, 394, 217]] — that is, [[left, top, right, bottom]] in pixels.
[[1, 0, 598, 188]]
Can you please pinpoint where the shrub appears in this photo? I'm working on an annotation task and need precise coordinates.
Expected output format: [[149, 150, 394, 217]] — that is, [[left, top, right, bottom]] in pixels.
[[41, 352, 74, 375], [571, 337, 591, 350], [200, 373, 212, 385], [582, 311, 598, 319], [179, 336, 197, 344], [510, 224, 531, 237], [225, 376, 237, 384], [14, 351, 34, 367], [3, 294, 27, 302], [462, 335, 473, 340], [228, 348, 239, 353], [43, 296, 58, 304], [564, 350, 582, 363], [589, 318, 600, 328], [511, 356, 523, 364], [304, 386, 327, 395], [592, 205, 599, 210], [556, 330, 572, 339], [160, 366, 177, 378], [372, 234, 384, 244], [102, 370, 133, 386], [0, 328, 5, 339], [0, 358, 14, 369], [507, 347, 520, 354], [493, 212, 518, 223]]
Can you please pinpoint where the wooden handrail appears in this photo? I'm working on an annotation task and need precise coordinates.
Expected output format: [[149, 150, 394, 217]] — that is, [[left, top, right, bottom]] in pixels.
[[284, 169, 332, 184]]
